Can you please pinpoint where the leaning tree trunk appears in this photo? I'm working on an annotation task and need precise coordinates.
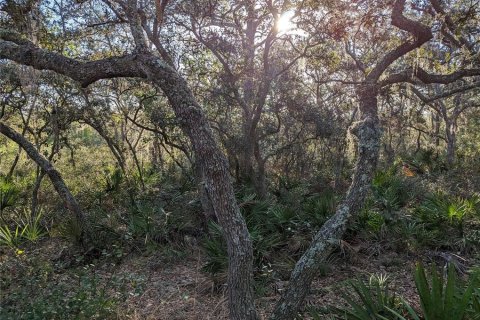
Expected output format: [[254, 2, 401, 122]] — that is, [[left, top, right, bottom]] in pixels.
[[0, 30, 259, 320], [195, 159, 216, 223], [0, 122, 88, 245], [270, 83, 381, 320], [140, 57, 259, 320]]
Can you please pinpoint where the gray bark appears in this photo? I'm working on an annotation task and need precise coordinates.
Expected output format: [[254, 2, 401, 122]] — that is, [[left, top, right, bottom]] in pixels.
[[0, 28, 259, 320], [270, 84, 381, 319], [143, 60, 258, 320], [0, 122, 88, 244], [271, 0, 435, 317]]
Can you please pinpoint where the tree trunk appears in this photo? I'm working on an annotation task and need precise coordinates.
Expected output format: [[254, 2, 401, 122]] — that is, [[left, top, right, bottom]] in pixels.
[[254, 141, 267, 198], [270, 83, 381, 320], [239, 122, 256, 185], [85, 121, 126, 174], [195, 160, 216, 223], [445, 119, 457, 167], [0, 122, 88, 245], [433, 112, 441, 147], [125, 130, 145, 190], [240, 119, 268, 198], [31, 167, 46, 216], [140, 57, 259, 320], [0, 32, 259, 320]]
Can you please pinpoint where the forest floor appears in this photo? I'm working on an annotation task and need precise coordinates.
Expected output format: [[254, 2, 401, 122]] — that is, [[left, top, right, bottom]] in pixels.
[[3, 235, 458, 320], [117, 249, 420, 320]]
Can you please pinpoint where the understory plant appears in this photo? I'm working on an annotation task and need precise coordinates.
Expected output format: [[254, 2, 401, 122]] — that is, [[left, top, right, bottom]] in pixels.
[[0, 224, 24, 248], [0, 265, 140, 320], [372, 168, 412, 214], [202, 189, 337, 282], [0, 176, 19, 214], [318, 263, 480, 320], [0, 208, 45, 248], [328, 274, 402, 320], [387, 263, 480, 320], [17, 208, 46, 242]]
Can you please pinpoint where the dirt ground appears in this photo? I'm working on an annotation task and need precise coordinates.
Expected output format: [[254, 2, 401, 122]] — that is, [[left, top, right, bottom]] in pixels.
[[113, 247, 424, 319], [2, 237, 467, 320]]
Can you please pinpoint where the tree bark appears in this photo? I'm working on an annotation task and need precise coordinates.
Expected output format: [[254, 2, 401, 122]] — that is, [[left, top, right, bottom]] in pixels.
[[270, 84, 381, 320], [0, 27, 259, 320], [140, 58, 259, 320], [82, 118, 127, 174], [445, 119, 457, 167], [0, 122, 88, 245], [31, 169, 46, 216]]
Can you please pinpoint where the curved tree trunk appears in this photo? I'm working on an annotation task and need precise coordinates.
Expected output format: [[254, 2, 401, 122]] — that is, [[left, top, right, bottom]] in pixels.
[[0, 32, 260, 318], [139, 57, 259, 320], [270, 84, 381, 320], [0, 122, 88, 245]]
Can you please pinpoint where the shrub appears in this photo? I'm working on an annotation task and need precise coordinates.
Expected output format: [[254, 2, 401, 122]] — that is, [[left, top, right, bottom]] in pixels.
[[17, 208, 46, 242], [0, 176, 19, 213], [326, 274, 403, 320], [103, 167, 123, 193], [415, 193, 479, 249], [0, 224, 24, 248], [0, 208, 45, 248], [372, 168, 413, 214], [309, 263, 480, 319], [0, 267, 137, 320], [387, 263, 480, 320]]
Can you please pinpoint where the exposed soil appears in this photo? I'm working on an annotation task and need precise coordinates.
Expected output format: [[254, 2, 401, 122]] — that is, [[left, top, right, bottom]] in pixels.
[[2, 237, 475, 320]]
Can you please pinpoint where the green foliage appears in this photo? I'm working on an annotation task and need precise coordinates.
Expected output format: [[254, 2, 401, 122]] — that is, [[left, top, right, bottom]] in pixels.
[[17, 208, 46, 242], [386, 263, 480, 320], [0, 266, 139, 320], [0, 176, 19, 212], [313, 264, 480, 320], [403, 149, 446, 174], [303, 189, 337, 227], [202, 221, 228, 275], [414, 193, 479, 249], [328, 274, 402, 320], [126, 199, 167, 245], [0, 209, 45, 247], [416, 193, 477, 226], [103, 167, 123, 193], [395, 192, 480, 250], [202, 190, 337, 282], [0, 224, 24, 248], [56, 216, 84, 244], [392, 219, 429, 251], [372, 168, 412, 214], [410, 263, 478, 320], [360, 209, 386, 235]]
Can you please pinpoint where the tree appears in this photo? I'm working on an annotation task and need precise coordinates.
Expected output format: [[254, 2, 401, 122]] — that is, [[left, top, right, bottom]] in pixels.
[[0, 0, 258, 318], [411, 84, 480, 166], [0, 122, 88, 244], [1, 1, 480, 319], [271, 0, 480, 318], [174, 0, 320, 196]]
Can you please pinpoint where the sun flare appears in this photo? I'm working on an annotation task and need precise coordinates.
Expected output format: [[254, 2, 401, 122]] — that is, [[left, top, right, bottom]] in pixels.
[[276, 11, 295, 33]]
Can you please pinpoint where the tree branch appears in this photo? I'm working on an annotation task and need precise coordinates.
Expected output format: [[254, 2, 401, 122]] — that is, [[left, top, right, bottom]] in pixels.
[[366, 0, 433, 82], [0, 121, 87, 244], [381, 66, 480, 86], [0, 30, 145, 87]]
